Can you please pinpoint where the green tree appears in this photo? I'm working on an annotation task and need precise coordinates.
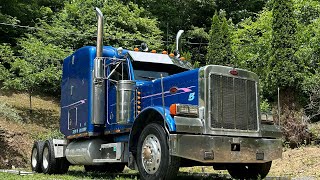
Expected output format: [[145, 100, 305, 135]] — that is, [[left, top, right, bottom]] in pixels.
[[3, 35, 71, 94], [2, 0, 163, 96], [0, 43, 14, 82], [35, 0, 163, 50], [134, 0, 216, 38], [216, 0, 266, 23], [265, 0, 299, 100], [0, 0, 67, 44], [185, 26, 209, 66], [206, 11, 233, 65], [232, 9, 273, 76]]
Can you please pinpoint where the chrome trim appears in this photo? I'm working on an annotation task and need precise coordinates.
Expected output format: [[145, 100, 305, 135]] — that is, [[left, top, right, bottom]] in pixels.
[[208, 72, 259, 132], [169, 134, 282, 163], [176, 30, 184, 51], [260, 124, 282, 138], [66, 139, 106, 165], [91, 7, 105, 125], [53, 139, 67, 158], [95, 7, 103, 58], [67, 107, 77, 130], [174, 116, 203, 133], [199, 65, 261, 137], [116, 80, 136, 124]]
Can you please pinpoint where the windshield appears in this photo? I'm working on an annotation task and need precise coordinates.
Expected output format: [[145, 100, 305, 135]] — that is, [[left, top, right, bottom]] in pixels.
[[132, 61, 186, 81]]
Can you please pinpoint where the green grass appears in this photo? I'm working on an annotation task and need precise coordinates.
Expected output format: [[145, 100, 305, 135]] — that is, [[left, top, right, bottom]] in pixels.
[[0, 166, 139, 180], [0, 166, 231, 180]]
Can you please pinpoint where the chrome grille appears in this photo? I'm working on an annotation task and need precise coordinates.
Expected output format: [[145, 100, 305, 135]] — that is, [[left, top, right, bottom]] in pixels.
[[210, 74, 258, 131]]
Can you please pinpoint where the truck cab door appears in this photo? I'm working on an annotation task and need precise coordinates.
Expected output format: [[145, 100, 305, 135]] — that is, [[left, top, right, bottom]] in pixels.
[[106, 61, 130, 126]]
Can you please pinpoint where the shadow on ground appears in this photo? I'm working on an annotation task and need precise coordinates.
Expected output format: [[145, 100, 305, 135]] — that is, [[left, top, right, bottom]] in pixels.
[[65, 171, 231, 180]]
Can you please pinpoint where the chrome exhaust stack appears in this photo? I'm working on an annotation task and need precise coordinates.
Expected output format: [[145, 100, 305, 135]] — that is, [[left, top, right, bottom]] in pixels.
[[174, 30, 184, 57], [95, 7, 103, 57], [176, 30, 184, 51], [92, 7, 105, 125]]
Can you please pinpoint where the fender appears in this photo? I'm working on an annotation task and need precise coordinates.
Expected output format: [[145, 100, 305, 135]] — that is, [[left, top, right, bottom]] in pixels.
[[134, 106, 176, 131], [128, 106, 175, 158]]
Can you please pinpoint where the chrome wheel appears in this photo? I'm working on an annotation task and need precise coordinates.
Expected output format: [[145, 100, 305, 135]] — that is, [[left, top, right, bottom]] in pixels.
[[42, 147, 49, 170], [31, 147, 37, 168], [141, 134, 161, 174]]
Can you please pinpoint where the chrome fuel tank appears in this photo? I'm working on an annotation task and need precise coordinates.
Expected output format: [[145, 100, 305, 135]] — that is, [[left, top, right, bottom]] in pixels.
[[65, 139, 105, 165]]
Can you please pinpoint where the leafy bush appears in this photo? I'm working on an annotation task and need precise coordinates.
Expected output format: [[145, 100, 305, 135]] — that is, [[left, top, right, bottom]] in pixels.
[[281, 109, 311, 148], [32, 129, 64, 141], [302, 75, 320, 122], [0, 102, 23, 122], [260, 99, 271, 113]]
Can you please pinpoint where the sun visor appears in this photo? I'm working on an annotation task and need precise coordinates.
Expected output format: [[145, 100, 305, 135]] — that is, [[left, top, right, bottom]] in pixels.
[[128, 51, 174, 64]]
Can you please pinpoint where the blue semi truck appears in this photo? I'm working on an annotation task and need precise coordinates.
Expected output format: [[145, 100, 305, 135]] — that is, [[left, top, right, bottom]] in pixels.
[[30, 8, 282, 180]]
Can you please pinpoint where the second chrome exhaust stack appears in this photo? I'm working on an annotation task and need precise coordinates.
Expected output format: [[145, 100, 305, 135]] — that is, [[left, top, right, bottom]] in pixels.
[[95, 7, 103, 57], [92, 7, 105, 125]]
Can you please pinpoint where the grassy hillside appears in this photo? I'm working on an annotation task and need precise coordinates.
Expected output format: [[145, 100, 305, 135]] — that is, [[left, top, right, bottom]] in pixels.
[[0, 93, 61, 169]]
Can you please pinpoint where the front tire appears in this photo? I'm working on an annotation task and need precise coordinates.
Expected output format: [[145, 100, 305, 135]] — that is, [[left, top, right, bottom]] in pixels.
[[136, 123, 180, 180], [31, 141, 44, 173], [227, 161, 272, 179]]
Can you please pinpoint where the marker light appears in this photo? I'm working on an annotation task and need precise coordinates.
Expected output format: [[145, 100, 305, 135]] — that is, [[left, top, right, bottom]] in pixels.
[[180, 57, 186, 61], [229, 68, 238, 76], [151, 50, 156, 53], [169, 87, 178, 94], [134, 48, 139, 51], [169, 53, 174, 57], [117, 47, 123, 55], [170, 104, 177, 115], [162, 51, 168, 54]]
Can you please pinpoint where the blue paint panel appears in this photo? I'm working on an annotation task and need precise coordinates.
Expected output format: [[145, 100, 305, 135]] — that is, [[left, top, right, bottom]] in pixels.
[[60, 46, 128, 137], [60, 45, 199, 138], [60, 46, 96, 137], [137, 69, 199, 131]]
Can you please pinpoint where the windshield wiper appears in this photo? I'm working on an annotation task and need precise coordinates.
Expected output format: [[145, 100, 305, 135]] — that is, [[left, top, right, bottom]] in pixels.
[[138, 75, 156, 80]]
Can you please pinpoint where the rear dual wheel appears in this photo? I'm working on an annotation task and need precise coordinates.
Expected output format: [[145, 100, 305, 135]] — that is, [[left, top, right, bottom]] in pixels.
[[42, 139, 69, 174], [31, 141, 44, 172]]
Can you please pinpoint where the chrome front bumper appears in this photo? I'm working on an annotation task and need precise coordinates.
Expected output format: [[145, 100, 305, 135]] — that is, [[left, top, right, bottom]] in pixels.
[[169, 134, 282, 163]]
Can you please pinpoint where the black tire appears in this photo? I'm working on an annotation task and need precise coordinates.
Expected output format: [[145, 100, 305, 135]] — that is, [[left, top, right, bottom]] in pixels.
[[41, 140, 58, 174], [227, 161, 272, 179], [136, 123, 180, 180], [31, 141, 44, 173], [56, 157, 70, 174], [84, 163, 125, 173]]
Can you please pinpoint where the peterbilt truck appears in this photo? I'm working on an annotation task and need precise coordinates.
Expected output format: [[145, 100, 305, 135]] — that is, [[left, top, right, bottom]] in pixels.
[[30, 7, 282, 180]]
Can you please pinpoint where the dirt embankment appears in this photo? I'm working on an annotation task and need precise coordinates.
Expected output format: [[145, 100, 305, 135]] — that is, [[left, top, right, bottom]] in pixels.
[[0, 93, 60, 169], [269, 146, 320, 178], [0, 119, 32, 168]]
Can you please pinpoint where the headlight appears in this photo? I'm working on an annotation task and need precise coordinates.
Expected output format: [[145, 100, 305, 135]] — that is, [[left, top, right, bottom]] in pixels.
[[170, 104, 199, 117]]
